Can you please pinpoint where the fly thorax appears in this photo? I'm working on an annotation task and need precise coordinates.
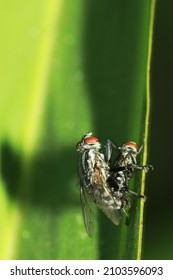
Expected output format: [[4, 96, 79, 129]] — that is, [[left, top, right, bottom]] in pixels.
[[87, 149, 97, 170], [118, 156, 129, 166]]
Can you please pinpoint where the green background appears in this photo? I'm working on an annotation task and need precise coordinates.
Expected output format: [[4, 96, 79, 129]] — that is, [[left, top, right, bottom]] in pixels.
[[144, 0, 173, 260], [0, 0, 172, 260]]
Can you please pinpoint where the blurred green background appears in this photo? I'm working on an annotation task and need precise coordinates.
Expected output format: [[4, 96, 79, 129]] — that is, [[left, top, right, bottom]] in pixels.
[[143, 0, 173, 260], [0, 0, 172, 260]]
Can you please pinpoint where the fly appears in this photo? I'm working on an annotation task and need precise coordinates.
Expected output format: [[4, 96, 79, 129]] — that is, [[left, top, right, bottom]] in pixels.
[[76, 132, 121, 236], [105, 139, 153, 212]]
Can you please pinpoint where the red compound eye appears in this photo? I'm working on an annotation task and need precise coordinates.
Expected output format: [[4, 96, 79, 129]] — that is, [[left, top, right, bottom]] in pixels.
[[124, 141, 138, 150], [84, 136, 99, 145]]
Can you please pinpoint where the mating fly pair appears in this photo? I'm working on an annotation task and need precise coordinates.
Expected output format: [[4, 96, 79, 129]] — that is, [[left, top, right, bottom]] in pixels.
[[76, 132, 153, 236]]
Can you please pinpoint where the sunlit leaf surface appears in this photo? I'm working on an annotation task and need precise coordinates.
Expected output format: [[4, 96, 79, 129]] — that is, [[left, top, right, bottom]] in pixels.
[[0, 0, 155, 259]]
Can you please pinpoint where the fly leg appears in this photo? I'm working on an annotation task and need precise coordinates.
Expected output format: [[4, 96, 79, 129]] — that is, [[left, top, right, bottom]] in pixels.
[[121, 197, 130, 225], [105, 139, 117, 163], [128, 189, 147, 201], [131, 164, 154, 173]]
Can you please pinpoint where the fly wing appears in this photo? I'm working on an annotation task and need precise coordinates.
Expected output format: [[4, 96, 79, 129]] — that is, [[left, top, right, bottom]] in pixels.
[[80, 181, 95, 237], [78, 151, 95, 236], [90, 182, 120, 226], [78, 149, 120, 234], [90, 155, 121, 225]]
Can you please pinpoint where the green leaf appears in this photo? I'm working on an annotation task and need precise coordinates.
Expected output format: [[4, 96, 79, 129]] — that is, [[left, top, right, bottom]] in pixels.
[[0, 0, 156, 259]]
